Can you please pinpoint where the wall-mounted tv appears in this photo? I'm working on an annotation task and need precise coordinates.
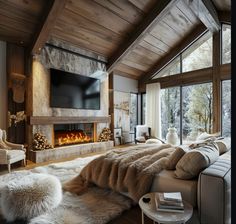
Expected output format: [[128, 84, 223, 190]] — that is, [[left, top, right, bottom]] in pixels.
[[50, 68, 100, 110]]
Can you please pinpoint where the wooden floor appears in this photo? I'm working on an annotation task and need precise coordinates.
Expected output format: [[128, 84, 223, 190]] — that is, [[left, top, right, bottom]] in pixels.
[[0, 143, 153, 224]]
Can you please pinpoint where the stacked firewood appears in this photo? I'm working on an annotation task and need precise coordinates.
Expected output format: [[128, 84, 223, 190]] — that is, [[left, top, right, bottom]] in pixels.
[[32, 132, 53, 150], [98, 128, 112, 142]]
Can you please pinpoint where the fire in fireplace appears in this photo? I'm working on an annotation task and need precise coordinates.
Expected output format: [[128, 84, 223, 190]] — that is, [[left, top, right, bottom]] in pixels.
[[54, 123, 94, 147]]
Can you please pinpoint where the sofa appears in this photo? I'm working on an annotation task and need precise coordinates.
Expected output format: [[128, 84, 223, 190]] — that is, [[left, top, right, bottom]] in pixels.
[[149, 149, 231, 224]]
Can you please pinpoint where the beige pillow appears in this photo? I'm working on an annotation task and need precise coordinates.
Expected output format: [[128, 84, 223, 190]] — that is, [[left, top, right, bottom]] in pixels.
[[215, 137, 231, 155], [166, 146, 187, 170], [174, 143, 219, 179]]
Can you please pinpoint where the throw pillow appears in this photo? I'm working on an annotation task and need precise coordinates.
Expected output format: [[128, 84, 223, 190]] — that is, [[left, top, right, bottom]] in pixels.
[[145, 138, 163, 145], [166, 146, 188, 170], [174, 142, 219, 179], [214, 137, 231, 155], [196, 131, 220, 141]]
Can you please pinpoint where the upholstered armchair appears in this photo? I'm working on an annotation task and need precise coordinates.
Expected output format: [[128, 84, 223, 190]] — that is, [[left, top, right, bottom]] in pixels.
[[134, 125, 151, 144], [0, 129, 26, 172]]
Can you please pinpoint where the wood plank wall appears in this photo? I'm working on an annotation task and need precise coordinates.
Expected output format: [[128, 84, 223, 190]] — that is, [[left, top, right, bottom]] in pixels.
[[6, 43, 26, 143]]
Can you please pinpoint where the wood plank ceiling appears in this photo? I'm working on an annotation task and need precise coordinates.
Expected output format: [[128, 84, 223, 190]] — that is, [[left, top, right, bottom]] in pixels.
[[0, 0, 231, 80]]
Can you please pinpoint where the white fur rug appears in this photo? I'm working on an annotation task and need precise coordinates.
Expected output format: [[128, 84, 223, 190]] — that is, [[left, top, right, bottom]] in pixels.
[[0, 155, 133, 224]]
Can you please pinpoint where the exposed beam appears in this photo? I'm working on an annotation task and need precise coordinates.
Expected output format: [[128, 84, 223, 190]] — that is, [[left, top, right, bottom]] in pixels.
[[139, 23, 207, 85], [218, 11, 231, 23], [184, 0, 220, 32], [106, 0, 179, 73], [30, 0, 67, 55]]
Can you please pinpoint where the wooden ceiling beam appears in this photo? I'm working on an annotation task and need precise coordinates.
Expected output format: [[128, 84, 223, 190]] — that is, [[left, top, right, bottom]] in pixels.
[[30, 0, 67, 55], [106, 0, 179, 73], [184, 0, 220, 32], [139, 23, 207, 84]]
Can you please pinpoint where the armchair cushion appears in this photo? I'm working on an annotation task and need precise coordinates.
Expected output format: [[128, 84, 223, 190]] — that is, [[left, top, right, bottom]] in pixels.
[[7, 150, 25, 160]]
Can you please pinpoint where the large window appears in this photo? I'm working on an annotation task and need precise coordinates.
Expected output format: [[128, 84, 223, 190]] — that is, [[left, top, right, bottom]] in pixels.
[[182, 83, 213, 144], [141, 93, 146, 125], [130, 93, 138, 132], [222, 80, 231, 136], [161, 87, 180, 143], [152, 56, 180, 79], [160, 83, 213, 144], [222, 24, 231, 64], [182, 32, 212, 72]]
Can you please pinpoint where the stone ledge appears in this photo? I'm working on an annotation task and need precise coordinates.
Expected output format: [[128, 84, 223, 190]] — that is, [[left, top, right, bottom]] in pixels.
[[30, 141, 114, 163]]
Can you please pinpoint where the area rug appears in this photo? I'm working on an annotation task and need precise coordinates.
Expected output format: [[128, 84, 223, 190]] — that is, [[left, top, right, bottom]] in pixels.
[[0, 155, 133, 224]]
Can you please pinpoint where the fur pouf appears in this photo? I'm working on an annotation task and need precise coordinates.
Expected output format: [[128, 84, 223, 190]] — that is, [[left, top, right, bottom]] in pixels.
[[0, 172, 62, 222]]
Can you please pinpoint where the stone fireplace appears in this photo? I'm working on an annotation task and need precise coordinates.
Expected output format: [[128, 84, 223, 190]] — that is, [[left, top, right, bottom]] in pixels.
[[28, 40, 113, 163], [53, 123, 95, 147]]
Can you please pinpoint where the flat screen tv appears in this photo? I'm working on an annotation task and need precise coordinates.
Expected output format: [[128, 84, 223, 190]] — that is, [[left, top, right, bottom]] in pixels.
[[50, 68, 100, 110]]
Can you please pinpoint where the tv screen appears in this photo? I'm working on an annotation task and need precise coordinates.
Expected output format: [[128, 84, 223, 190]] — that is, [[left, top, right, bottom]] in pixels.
[[50, 68, 100, 110]]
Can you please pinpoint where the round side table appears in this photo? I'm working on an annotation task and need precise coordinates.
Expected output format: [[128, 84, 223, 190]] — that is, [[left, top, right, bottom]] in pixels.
[[139, 192, 193, 224]]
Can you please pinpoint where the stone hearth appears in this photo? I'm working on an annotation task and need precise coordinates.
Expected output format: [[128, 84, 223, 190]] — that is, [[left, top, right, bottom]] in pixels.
[[30, 140, 113, 163]]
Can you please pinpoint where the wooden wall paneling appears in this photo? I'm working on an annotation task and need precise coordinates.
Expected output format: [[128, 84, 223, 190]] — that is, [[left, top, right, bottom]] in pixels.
[[115, 63, 143, 77], [212, 32, 221, 133], [112, 70, 139, 80], [6, 43, 25, 144], [57, 9, 123, 44], [65, 0, 133, 36], [139, 23, 207, 89], [51, 32, 112, 57], [143, 34, 169, 52], [121, 60, 148, 72], [93, 0, 145, 25], [107, 0, 178, 72], [176, 0, 199, 24], [183, 0, 220, 32], [211, 0, 231, 11], [139, 40, 165, 55], [163, 6, 194, 35], [30, 0, 67, 55], [0, 0, 47, 46], [54, 20, 118, 53], [133, 45, 161, 62], [127, 0, 157, 13], [149, 21, 182, 47]]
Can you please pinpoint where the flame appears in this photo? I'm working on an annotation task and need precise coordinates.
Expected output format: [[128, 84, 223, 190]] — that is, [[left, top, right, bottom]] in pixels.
[[56, 132, 92, 146]]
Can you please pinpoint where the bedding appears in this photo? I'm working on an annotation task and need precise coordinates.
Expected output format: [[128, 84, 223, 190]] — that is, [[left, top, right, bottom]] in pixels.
[[63, 143, 175, 202]]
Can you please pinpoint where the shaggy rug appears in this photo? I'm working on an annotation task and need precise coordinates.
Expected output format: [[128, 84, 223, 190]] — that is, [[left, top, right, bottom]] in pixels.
[[0, 155, 133, 224]]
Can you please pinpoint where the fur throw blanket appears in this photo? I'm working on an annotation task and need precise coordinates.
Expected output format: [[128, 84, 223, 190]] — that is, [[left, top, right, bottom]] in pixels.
[[63, 144, 175, 202]]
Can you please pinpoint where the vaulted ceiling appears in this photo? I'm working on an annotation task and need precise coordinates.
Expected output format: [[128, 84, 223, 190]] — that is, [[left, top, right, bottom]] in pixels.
[[0, 0, 231, 81]]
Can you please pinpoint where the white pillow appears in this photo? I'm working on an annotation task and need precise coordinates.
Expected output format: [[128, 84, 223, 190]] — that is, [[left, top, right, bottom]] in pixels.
[[196, 132, 220, 141], [136, 125, 149, 137], [145, 139, 162, 145]]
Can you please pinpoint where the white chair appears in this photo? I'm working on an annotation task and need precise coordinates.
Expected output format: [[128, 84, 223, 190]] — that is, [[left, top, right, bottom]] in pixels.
[[134, 125, 151, 144], [0, 129, 26, 172]]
